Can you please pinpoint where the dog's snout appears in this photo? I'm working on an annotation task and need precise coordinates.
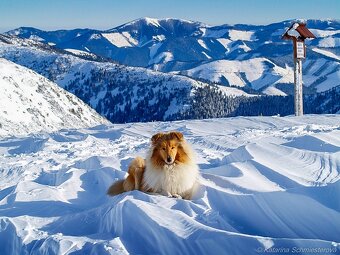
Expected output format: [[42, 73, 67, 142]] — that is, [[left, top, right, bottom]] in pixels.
[[167, 156, 172, 163]]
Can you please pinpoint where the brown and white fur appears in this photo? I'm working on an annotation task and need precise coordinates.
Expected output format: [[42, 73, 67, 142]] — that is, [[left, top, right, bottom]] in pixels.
[[107, 131, 199, 199]]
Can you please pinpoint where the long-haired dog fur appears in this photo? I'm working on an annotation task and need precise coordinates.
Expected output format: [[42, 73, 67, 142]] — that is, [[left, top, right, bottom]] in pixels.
[[107, 131, 199, 199]]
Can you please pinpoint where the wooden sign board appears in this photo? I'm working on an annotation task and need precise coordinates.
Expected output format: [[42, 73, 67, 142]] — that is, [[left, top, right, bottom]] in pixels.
[[294, 41, 305, 59]]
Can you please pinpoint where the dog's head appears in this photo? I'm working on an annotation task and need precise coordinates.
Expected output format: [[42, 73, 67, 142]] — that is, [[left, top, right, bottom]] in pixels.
[[150, 131, 186, 166]]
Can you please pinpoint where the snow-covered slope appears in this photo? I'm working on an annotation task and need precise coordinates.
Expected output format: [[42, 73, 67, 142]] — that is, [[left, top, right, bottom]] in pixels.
[[182, 57, 291, 91], [0, 58, 109, 137], [8, 18, 340, 95], [0, 115, 339, 254]]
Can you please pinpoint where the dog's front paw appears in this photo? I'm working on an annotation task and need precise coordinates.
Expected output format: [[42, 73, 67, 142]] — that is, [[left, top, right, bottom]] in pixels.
[[172, 194, 182, 199], [164, 191, 182, 199]]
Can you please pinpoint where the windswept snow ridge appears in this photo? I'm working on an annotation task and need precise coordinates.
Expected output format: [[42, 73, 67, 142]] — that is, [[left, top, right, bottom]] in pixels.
[[0, 115, 339, 254]]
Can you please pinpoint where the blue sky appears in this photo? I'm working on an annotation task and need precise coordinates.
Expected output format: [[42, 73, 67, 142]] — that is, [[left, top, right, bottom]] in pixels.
[[0, 0, 339, 32]]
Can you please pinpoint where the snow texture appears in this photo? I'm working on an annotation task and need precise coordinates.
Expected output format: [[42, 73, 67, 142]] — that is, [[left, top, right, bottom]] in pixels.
[[0, 58, 109, 137], [185, 58, 284, 90], [0, 115, 339, 254], [229, 30, 256, 41], [102, 33, 134, 48]]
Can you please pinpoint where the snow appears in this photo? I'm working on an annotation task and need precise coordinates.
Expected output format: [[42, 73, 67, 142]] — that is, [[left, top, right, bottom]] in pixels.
[[185, 59, 259, 86], [229, 30, 256, 41], [149, 42, 163, 59], [197, 39, 209, 50], [309, 29, 340, 38], [185, 58, 279, 88], [318, 37, 340, 48], [163, 98, 179, 119], [152, 35, 166, 41], [315, 71, 340, 92], [102, 32, 132, 47], [239, 43, 251, 52], [64, 48, 97, 58], [184, 52, 339, 94], [216, 86, 255, 97], [312, 48, 340, 61], [28, 35, 44, 42], [0, 58, 109, 137], [216, 38, 232, 50], [89, 34, 102, 40], [286, 23, 301, 38], [201, 28, 229, 38], [201, 51, 211, 59], [262, 86, 287, 96], [0, 115, 339, 254], [122, 32, 138, 46], [144, 17, 161, 27], [151, 51, 174, 64]]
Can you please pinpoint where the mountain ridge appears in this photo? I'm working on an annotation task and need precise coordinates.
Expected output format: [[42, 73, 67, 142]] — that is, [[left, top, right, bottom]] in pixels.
[[0, 34, 253, 124], [6, 18, 339, 95], [0, 31, 339, 124]]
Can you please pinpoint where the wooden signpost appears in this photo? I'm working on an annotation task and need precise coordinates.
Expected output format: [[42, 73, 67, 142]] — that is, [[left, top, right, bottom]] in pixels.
[[282, 22, 315, 116]]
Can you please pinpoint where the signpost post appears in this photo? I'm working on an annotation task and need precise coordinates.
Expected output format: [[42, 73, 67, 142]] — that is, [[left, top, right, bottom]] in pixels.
[[282, 22, 315, 116], [294, 40, 304, 116]]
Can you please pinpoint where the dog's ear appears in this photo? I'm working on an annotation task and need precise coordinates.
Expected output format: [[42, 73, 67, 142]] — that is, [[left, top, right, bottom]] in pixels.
[[151, 132, 164, 145], [170, 131, 184, 142]]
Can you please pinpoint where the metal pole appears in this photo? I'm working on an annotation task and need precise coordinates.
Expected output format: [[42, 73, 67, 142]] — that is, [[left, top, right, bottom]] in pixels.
[[294, 58, 303, 116]]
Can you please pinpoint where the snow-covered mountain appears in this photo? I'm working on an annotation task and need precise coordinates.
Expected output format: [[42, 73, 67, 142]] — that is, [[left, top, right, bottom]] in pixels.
[[0, 34, 251, 123], [6, 27, 97, 46], [0, 58, 109, 137], [0, 115, 339, 254], [8, 18, 340, 95]]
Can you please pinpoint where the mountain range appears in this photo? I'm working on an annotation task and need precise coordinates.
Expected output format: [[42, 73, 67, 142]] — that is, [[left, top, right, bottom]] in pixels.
[[6, 18, 340, 95], [0, 18, 339, 128], [0, 33, 253, 125]]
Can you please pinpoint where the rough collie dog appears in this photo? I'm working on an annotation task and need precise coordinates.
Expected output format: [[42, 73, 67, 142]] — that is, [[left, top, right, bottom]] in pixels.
[[107, 131, 199, 199]]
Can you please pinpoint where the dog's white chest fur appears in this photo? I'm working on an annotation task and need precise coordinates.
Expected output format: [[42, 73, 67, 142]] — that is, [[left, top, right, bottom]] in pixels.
[[143, 160, 199, 197]]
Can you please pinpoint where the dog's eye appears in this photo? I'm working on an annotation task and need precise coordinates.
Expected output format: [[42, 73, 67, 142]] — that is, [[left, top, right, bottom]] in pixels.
[[171, 147, 175, 149], [162, 148, 166, 151]]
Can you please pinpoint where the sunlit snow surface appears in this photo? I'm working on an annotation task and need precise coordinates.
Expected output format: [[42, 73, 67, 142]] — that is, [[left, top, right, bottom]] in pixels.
[[0, 115, 339, 254]]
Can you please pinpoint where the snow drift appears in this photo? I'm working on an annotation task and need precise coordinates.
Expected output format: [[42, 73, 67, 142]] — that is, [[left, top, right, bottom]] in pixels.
[[0, 115, 339, 254]]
